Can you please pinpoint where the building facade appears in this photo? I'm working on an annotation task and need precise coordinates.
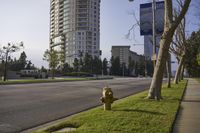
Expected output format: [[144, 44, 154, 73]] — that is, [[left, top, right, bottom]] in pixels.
[[111, 46, 142, 76], [111, 46, 140, 67], [50, 0, 101, 65]]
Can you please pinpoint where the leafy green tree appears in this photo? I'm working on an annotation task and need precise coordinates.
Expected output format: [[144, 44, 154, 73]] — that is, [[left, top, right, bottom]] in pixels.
[[110, 56, 121, 75], [185, 31, 200, 77], [62, 63, 73, 73], [73, 58, 79, 72], [18, 51, 27, 69], [92, 56, 102, 74], [43, 49, 59, 79], [82, 53, 93, 73], [79, 58, 84, 72], [146, 59, 154, 77], [197, 53, 200, 66], [25, 61, 36, 70], [102, 58, 108, 75], [138, 58, 145, 76], [41, 66, 47, 72]]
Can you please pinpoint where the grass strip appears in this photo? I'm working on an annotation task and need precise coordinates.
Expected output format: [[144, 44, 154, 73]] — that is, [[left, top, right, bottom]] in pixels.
[[0, 77, 113, 85], [34, 80, 187, 133], [197, 78, 200, 83], [0, 78, 88, 85]]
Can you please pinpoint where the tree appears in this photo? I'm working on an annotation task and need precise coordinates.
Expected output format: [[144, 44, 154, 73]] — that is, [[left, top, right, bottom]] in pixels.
[[73, 58, 79, 72], [79, 58, 84, 72], [166, 52, 172, 88], [1, 42, 24, 81], [128, 0, 191, 99], [92, 56, 102, 75], [185, 31, 200, 77], [170, 1, 189, 84], [18, 51, 27, 70], [25, 61, 36, 70], [82, 53, 93, 73], [102, 58, 108, 75], [0, 48, 3, 61], [43, 49, 59, 79], [137, 56, 145, 76], [41, 66, 47, 72], [146, 0, 191, 100], [62, 63, 73, 73], [197, 53, 200, 66], [110, 56, 121, 76]]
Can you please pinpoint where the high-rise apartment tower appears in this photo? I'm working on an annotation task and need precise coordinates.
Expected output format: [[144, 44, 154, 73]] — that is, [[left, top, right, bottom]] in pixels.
[[50, 0, 101, 65]]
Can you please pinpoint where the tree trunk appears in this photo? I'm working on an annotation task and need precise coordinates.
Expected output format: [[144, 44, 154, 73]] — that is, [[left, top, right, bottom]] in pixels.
[[180, 64, 185, 80], [147, 32, 173, 100], [52, 68, 55, 79], [174, 55, 184, 84], [166, 52, 171, 88]]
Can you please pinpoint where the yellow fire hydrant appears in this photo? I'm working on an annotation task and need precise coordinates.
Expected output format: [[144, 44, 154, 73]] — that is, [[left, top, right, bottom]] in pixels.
[[100, 87, 118, 110]]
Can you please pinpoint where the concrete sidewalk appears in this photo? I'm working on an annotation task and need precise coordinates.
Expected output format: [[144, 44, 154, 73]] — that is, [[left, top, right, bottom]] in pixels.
[[173, 79, 200, 133]]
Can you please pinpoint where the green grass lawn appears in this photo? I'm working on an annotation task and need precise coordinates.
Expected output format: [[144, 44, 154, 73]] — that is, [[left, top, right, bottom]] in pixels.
[[197, 78, 200, 83], [34, 80, 187, 133]]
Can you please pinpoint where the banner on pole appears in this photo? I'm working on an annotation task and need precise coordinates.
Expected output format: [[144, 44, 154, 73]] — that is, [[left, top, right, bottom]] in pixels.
[[140, 1, 164, 35]]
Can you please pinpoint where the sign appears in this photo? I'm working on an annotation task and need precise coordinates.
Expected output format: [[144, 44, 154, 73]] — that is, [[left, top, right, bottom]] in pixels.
[[140, 1, 164, 35]]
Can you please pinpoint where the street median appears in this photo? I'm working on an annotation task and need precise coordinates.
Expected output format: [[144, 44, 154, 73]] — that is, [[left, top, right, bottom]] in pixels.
[[0, 76, 114, 85]]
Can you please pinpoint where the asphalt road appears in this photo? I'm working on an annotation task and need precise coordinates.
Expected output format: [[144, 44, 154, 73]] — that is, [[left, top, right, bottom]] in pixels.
[[0, 78, 152, 133]]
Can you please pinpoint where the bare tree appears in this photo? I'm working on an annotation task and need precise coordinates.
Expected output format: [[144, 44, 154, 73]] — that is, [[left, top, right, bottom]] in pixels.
[[147, 0, 191, 100], [128, 0, 191, 99], [170, 0, 189, 84]]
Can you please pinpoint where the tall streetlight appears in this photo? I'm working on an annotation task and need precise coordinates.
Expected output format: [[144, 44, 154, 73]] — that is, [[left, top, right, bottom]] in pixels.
[[152, 0, 157, 68]]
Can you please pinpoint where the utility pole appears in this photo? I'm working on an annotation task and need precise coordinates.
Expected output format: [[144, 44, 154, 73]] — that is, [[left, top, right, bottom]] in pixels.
[[122, 62, 125, 77], [129, 0, 157, 68], [3, 50, 8, 81], [152, 0, 157, 68]]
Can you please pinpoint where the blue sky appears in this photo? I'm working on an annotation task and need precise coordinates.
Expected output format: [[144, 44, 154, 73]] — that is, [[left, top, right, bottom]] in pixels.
[[0, 0, 198, 68]]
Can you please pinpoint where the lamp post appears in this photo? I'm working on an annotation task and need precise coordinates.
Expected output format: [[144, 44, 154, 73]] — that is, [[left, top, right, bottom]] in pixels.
[[152, 0, 157, 68], [129, 0, 157, 68], [122, 62, 125, 77]]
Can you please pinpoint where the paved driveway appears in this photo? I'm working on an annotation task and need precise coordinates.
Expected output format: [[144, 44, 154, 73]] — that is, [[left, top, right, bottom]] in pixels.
[[0, 78, 152, 133]]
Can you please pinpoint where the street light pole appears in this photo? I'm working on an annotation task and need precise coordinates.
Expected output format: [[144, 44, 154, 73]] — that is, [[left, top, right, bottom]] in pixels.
[[152, 0, 157, 68], [122, 62, 125, 77], [3, 50, 8, 81]]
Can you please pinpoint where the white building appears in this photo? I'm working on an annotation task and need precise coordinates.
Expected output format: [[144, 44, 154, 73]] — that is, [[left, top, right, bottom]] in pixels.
[[50, 0, 101, 65]]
